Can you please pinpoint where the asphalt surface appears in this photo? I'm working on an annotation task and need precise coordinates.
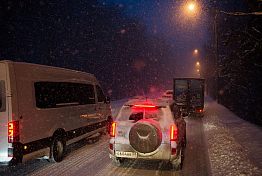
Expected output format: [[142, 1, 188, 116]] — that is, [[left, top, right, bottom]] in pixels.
[[0, 116, 212, 176]]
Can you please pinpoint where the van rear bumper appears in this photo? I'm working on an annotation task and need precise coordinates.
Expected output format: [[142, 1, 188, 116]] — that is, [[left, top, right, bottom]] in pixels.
[[0, 161, 10, 166]]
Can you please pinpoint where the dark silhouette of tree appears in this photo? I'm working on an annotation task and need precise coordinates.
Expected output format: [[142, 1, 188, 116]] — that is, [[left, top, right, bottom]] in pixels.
[[202, 0, 262, 126]]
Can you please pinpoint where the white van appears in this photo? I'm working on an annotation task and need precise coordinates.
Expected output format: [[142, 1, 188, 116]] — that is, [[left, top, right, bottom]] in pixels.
[[0, 60, 112, 165]]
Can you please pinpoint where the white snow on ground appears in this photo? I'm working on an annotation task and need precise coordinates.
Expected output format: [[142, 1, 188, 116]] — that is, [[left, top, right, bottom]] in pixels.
[[203, 96, 262, 176]]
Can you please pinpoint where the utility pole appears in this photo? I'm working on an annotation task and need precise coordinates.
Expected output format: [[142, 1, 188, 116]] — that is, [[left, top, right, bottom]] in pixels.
[[215, 12, 219, 103]]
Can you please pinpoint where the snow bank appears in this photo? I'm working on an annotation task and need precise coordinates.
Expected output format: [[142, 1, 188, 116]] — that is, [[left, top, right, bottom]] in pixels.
[[203, 96, 262, 176]]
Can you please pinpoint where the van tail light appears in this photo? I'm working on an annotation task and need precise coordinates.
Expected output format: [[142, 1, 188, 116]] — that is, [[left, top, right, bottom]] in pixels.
[[8, 121, 19, 143], [170, 125, 178, 141], [198, 109, 203, 113], [110, 121, 116, 137]]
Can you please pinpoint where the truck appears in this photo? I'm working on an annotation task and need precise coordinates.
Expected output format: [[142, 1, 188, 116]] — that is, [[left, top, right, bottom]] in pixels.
[[173, 78, 205, 117]]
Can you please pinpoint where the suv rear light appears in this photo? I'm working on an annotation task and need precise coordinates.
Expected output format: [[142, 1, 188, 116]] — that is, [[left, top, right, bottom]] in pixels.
[[171, 148, 176, 155], [170, 125, 178, 141], [110, 122, 116, 137], [8, 121, 19, 143], [134, 104, 156, 108], [109, 143, 113, 150]]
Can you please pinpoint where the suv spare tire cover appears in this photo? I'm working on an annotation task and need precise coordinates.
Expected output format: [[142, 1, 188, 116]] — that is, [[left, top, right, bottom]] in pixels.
[[129, 121, 162, 153]]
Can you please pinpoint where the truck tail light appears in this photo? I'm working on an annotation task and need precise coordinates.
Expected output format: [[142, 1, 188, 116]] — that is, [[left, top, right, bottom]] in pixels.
[[8, 121, 19, 143], [110, 122, 116, 137], [170, 125, 178, 141]]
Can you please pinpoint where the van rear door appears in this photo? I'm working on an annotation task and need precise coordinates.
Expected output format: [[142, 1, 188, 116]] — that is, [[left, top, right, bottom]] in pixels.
[[0, 62, 10, 162]]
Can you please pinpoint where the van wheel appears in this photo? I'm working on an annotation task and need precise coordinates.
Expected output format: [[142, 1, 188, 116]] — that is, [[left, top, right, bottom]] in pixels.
[[48, 135, 66, 163]]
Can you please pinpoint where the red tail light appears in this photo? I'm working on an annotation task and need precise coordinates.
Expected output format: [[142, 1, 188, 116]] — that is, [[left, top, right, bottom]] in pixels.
[[110, 143, 113, 150], [8, 121, 19, 143], [134, 105, 156, 108], [110, 122, 116, 137], [170, 125, 178, 141], [198, 109, 203, 113], [171, 148, 176, 155]]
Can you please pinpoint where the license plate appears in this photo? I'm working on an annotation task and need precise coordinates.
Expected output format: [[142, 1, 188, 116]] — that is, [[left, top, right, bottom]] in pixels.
[[115, 151, 137, 158]]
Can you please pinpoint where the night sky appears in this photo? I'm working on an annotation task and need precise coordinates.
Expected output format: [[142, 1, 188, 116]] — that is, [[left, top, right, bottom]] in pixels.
[[99, 0, 209, 78]]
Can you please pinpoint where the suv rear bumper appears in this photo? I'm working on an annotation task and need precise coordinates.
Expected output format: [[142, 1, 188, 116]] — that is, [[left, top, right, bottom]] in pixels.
[[109, 143, 178, 161]]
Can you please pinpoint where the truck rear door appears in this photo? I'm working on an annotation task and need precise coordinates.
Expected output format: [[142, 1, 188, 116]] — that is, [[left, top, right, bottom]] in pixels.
[[189, 79, 204, 107], [174, 79, 188, 106]]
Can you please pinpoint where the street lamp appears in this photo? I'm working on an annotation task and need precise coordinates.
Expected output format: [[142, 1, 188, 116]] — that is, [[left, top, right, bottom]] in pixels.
[[194, 49, 198, 54], [189, 4, 195, 10], [187, 2, 262, 103]]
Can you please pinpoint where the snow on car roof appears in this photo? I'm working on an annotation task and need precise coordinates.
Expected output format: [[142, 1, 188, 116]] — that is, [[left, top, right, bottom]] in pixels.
[[124, 98, 174, 107], [165, 90, 173, 93]]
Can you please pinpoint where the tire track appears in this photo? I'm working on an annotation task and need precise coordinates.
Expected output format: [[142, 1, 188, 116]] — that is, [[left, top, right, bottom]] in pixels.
[[28, 138, 108, 176]]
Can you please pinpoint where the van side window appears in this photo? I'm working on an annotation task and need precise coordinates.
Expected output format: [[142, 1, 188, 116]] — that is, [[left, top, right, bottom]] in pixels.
[[35, 82, 95, 108], [35, 82, 56, 108], [56, 83, 78, 105], [78, 84, 95, 104], [0, 80, 6, 112], [96, 85, 105, 103]]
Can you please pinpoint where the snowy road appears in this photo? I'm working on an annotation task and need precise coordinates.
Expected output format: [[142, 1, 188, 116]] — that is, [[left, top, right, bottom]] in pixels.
[[0, 117, 211, 176], [1, 95, 261, 176]]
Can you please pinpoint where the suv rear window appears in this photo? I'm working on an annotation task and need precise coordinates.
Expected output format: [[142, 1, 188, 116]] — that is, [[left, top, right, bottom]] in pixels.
[[0, 80, 6, 112], [116, 106, 164, 121]]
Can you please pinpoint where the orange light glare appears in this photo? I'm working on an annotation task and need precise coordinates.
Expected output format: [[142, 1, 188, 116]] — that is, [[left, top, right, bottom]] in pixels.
[[197, 62, 200, 65], [170, 125, 178, 141], [134, 105, 156, 108], [110, 122, 116, 137], [194, 49, 198, 54], [189, 4, 195, 10], [8, 122, 14, 137], [8, 121, 19, 143]]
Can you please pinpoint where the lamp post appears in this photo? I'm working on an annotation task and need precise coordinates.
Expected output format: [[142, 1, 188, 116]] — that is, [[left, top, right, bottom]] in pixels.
[[214, 12, 219, 102], [187, 4, 219, 101], [187, 3, 261, 103]]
